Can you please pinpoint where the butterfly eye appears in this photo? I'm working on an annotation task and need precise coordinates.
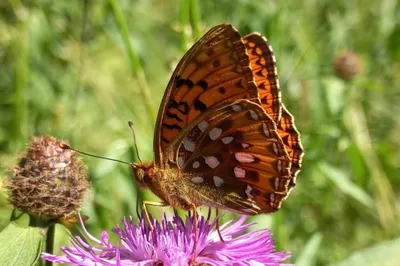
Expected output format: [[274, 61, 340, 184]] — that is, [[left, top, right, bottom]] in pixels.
[[135, 169, 145, 181]]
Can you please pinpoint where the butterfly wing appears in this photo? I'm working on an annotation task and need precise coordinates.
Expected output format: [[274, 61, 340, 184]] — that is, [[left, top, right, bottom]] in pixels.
[[244, 33, 282, 123], [152, 25, 303, 214], [174, 99, 291, 214], [244, 33, 304, 190], [277, 104, 304, 188], [154, 24, 259, 167]]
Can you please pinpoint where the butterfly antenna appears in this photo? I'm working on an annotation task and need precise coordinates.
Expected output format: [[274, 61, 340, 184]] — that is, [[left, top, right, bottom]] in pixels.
[[59, 143, 131, 165], [128, 121, 143, 163]]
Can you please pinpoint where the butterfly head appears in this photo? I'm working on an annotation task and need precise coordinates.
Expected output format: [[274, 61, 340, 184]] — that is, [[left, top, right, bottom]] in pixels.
[[131, 162, 155, 188]]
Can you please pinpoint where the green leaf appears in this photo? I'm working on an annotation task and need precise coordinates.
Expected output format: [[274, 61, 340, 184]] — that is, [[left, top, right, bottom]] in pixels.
[[0, 222, 46, 266], [296, 233, 323, 266], [318, 163, 374, 207], [332, 238, 400, 266]]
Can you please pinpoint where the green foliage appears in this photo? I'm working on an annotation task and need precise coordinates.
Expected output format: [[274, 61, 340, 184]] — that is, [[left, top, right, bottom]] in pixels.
[[0, 0, 399, 265], [0, 214, 46, 266], [332, 238, 400, 266]]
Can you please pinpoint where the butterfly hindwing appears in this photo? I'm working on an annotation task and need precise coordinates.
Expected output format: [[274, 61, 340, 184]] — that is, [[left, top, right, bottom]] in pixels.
[[174, 99, 291, 214], [277, 104, 304, 189]]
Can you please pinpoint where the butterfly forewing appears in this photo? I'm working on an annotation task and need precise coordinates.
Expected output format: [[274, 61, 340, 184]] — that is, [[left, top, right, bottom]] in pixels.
[[244, 33, 304, 189], [174, 100, 291, 214], [244, 33, 282, 123], [154, 24, 259, 166]]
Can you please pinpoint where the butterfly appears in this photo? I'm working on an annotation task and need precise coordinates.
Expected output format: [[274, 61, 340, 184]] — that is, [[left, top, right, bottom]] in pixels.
[[131, 23, 304, 256]]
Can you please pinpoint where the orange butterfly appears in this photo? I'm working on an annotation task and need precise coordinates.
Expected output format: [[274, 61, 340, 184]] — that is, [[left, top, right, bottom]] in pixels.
[[132, 23, 304, 255]]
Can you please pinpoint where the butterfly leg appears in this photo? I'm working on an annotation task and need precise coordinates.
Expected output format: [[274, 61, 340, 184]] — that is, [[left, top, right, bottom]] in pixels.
[[189, 204, 199, 263], [215, 208, 225, 243], [142, 201, 168, 231]]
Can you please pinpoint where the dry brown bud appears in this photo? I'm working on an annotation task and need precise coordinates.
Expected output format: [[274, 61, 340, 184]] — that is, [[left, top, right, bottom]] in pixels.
[[6, 136, 89, 221], [334, 51, 362, 80]]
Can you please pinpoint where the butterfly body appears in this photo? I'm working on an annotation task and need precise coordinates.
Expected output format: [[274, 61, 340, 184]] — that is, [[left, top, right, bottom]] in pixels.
[[132, 162, 197, 210], [132, 23, 304, 219], [133, 162, 224, 211]]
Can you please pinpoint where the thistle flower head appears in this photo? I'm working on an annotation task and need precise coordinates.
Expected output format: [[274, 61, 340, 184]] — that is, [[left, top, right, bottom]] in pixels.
[[6, 136, 89, 221], [42, 211, 292, 265]]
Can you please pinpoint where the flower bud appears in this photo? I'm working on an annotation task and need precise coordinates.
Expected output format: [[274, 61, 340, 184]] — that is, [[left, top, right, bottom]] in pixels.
[[6, 136, 89, 221], [334, 51, 362, 80]]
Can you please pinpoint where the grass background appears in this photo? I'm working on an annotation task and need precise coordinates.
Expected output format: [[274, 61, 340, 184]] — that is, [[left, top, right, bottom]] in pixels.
[[1, 0, 400, 265]]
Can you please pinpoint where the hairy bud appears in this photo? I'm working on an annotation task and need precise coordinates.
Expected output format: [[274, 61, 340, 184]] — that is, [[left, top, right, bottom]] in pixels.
[[6, 136, 89, 221]]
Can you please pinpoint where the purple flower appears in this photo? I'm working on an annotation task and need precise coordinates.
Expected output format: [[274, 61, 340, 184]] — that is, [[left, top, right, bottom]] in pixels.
[[42, 211, 292, 265]]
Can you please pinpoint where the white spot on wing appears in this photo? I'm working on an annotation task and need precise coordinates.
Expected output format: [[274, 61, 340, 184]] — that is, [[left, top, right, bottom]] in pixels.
[[242, 143, 250, 148], [272, 143, 278, 154], [209, 128, 223, 140], [262, 123, 271, 137], [192, 161, 200, 169], [275, 178, 280, 190], [191, 176, 204, 184], [249, 110, 259, 120], [222, 136, 234, 144], [270, 193, 275, 202], [213, 176, 224, 187], [245, 185, 253, 199], [277, 160, 282, 172], [198, 120, 209, 132], [232, 104, 242, 112], [234, 166, 246, 178], [235, 152, 255, 163], [204, 156, 220, 169], [178, 157, 185, 168], [183, 138, 195, 152]]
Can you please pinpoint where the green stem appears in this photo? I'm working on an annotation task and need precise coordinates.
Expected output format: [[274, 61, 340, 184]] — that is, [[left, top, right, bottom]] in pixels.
[[189, 0, 201, 39], [179, 0, 190, 50], [45, 225, 55, 266], [109, 0, 155, 123]]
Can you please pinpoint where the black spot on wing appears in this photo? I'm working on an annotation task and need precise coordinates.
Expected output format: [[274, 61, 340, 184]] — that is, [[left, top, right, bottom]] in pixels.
[[213, 59, 221, 68], [194, 99, 207, 112], [197, 80, 208, 90], [175, 77, 194, 89], [186, 79, 194, 88], [162, 123, 183, 131], [255, 69, 264, 77], [167, 100, 189, 115], [166, 111, 183, 122], [261, 96, 268, 104]]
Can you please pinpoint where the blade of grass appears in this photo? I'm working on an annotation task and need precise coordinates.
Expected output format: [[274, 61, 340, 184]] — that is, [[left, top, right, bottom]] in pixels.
[[179, 0, 190, 50], [70, 0, 90, 144], [189, 0, 201, 39], [296, 233, 323, 266], [108, 0, 155, 124], [318, 163, 374, 207], [10, 0, 29, 150], [344, 84, 396, 229]]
